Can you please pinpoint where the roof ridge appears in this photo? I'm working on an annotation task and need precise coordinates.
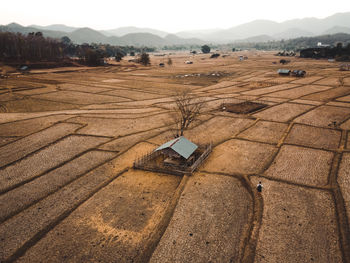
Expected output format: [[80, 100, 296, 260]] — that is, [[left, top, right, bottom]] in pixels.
[[169, 137, 181, 147]]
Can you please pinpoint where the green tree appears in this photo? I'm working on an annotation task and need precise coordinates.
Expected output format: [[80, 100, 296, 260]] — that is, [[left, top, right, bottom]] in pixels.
[[61, 36, 72, 45], [167, 57, 173, 66], [115, 49, 125, 62], [201, 45, 211, 54], [138, 53, 150, 66], [336, 42, 343, 50], [84, 49, 104, 66]]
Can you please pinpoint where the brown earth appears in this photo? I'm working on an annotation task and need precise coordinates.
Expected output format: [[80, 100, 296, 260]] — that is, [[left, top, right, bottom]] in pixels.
[[0, 51, 350, 262]]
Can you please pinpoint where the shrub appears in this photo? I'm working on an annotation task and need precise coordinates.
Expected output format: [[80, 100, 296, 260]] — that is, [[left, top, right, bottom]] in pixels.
[[210, 53, 220, 58]]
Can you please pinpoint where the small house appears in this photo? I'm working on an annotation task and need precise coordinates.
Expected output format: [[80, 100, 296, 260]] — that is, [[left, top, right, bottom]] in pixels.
[[133, 136, 212, 175], [18, 65, 29, 75], [277, 69, 291, 76]]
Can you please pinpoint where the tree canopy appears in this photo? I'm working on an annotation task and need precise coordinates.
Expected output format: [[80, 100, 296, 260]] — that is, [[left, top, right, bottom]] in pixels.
[[0, 31, 156, 67], [138, 53, 150, 66], [201, 45, 211, 54]]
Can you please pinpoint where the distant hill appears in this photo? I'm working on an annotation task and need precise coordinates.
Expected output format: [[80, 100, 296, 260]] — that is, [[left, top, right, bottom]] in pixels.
[[272, 28, 314, 39], [232, 33, 350, 51], [69, 27, 110, 44], [174, 12, 350, 43], [0, 23, 67, 39], [236, 35, 275, 43], [30, 24, 78, 33], [323, 26, 350, 35], [101, 26, 169, 37], [163, 34, 205, 45], [0, 23, 204, 47], [175, 28, 223, 39], [2, 12, 350, 46], [117, 33, 166, 46]]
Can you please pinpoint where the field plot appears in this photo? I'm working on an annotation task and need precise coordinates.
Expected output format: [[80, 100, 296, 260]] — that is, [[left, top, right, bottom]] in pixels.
[[242, 83, 299, 96], [202, 139, 277, 174], [285, 124, 341, 150], [314, 77, 341, 86], [102, 89, 166, 100], [32, 90, 131, 105], [237, 120, 288, 144], [265, 145, 333, 186], [0, 122, 83, 167], [251, 177, 343, 263], [294, 105, 350, 127], [0, 115, 72, 136], [151, 173, 253, 263], [253, 103, 313, 122], [17, 170, 182, 262], [290, 75, 324, 84], [58, 83, 115, 93], [68, 113, 171, 137], [338, 153, 350, 226], [183, 116, 255, 145], [301, 86, 350, 101], [0, 135, 110, 193], [0, 51, 349, 262], [267, 84, 332, 99], [337, 94, 350, 102]]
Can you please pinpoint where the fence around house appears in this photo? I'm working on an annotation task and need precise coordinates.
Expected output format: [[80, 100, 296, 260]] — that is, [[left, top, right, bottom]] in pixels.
[[133, 143, 212, 176]]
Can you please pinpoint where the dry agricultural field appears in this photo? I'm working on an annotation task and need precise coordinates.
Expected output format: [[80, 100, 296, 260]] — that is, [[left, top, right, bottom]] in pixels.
[[0, 51, 350, 262]]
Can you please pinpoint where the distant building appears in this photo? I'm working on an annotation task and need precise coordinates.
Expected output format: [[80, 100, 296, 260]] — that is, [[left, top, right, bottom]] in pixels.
[[317, 42, 330, 48], [291, 70, 306, 77], [19, 65, 29, 74], [277, 69, 291, 76]]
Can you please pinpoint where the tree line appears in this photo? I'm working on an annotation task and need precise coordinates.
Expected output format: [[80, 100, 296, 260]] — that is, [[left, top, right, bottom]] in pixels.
[[300, 42, 350, 61], [0, 31, 156, 66], [229, 33, 350, 51]]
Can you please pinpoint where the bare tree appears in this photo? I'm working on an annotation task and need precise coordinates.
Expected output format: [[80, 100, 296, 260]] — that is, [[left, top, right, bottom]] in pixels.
[[338, 77, 345, 87], [171, 89, 205, 137]]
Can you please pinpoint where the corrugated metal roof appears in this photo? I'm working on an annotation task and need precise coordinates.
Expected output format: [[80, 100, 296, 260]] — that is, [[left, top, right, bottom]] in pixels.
[[277, 69, 291, 74], [155, 136, 198, 159]]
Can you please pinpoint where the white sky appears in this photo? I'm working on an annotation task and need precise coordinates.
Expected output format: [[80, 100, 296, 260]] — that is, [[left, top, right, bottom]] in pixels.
[[1, 0, 349, 32]]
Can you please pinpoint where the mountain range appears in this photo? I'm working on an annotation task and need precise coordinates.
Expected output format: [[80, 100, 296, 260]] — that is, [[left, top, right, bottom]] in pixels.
[[0, 12, 350, 46]]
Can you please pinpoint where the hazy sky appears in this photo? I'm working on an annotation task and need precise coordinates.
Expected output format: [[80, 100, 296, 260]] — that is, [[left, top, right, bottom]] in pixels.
[[1, 0, 349, 32]]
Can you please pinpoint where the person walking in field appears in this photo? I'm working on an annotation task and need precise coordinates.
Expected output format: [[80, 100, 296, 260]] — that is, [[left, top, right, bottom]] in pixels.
[[257, 182, 263, 193]]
